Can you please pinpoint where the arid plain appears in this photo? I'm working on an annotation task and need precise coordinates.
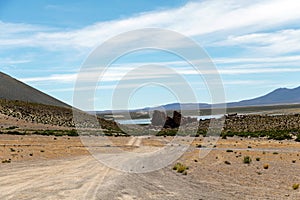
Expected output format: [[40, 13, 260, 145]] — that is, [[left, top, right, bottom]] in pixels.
[[1, 112, 300, 200]]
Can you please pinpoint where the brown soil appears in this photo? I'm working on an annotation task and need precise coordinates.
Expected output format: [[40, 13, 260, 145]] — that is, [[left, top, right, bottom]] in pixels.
[[1, 135, 300, 199]]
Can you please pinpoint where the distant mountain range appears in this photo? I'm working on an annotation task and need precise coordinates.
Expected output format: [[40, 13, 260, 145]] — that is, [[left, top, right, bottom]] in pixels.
[[229, 86, 300, 107], [98, 86, 300, 113], [0, 72, 69, 108], [154, 86, 300, 111], [1, 71, 299, 112]]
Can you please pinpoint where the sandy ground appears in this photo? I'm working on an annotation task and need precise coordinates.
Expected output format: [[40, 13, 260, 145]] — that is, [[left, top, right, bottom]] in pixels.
[[1, 134, 300, 199]]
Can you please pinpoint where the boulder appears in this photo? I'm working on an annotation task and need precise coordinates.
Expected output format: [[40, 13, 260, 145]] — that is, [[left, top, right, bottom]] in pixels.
[[172, 111, 182, 127], [151, 110, 167, 126]]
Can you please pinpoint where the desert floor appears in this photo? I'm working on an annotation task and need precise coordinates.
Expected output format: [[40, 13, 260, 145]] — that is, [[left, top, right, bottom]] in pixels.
[[1, 134, 300, 200]]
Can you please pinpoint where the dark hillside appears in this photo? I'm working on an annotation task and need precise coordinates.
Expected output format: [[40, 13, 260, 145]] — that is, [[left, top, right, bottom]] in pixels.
[[0, 72, 69, 108]]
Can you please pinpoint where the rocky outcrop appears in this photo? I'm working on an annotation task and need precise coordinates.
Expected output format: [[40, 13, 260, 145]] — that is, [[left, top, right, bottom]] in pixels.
[[151, 110, 197, 128], [151, 110, 167, 126]]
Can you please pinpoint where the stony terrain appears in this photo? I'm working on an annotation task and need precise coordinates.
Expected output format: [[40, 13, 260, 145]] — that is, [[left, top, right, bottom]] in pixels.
[[0, 98, 121, 131], [223, 114, 300, 133], [1, 99, 300, 199], [1, 135, 300, 199]]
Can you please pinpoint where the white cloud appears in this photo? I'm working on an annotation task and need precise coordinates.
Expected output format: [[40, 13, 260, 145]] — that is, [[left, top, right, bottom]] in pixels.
[[20, 63, 300, 85], [0, 21, 49, 35], [2, 0, 300, 51], [20, 73, 77, 83], [0, 58, 31, 65], [218, 29, 300, 55], [214, 55, 300, 64]]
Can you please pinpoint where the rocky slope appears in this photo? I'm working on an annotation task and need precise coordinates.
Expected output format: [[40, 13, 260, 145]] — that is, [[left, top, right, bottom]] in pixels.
[[0, 98, 121, 131]]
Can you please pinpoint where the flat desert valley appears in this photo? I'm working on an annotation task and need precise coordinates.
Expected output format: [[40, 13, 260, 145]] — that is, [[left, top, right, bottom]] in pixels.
[[1, 132, 300, 199], [1, 99, 300, 199]]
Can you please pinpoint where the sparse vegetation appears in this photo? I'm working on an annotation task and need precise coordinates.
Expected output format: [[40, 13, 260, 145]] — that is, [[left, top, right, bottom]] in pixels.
[[173, 162, 188, 174], [6, 126, 18, 130], [33, 129, 79, 137], [0, 131, 26, 135], [2, 159, 11, 163], [0, 129, 81, 137], [156, 129, 178, 136], [295, 134, 300, 142], [222, 130, 294, 140], [292, 183, 299, 190], [243, 156, 252, 164], [256, 157, 260, 161]]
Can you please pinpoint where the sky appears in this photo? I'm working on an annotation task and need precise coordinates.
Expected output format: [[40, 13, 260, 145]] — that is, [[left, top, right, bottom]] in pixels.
[[1, 0, 300, 111]]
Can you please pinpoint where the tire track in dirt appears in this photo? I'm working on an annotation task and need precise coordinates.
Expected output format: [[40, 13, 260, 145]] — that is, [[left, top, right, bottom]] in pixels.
[[0, 155, 119, 200]]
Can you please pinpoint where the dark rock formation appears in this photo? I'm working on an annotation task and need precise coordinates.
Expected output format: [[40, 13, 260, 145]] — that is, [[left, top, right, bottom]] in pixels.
[[172, 111, 182, 127], [164, 116, 177, 129], [151, 110, 167, 126], [151, 110, 197, 128]]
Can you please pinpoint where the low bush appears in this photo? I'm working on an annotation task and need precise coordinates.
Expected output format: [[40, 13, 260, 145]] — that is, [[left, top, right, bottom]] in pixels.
[[221, 130, 294, 140], [32, 129, 79, 137], [243, 156, 252, 164], [5, 131, 25, 135], [293, 183, 299, 190], [6, 126, 18, 130], [173, 162, 188, 173], [156, 129, 178, 136], [295, 134, 300, 142], [1, 159, 11, 163]]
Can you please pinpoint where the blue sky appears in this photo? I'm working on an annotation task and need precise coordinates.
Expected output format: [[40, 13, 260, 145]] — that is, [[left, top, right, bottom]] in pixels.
[[1, 0, 300, 110]]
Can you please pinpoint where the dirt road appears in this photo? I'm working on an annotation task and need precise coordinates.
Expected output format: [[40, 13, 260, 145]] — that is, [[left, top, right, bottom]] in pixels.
[[0, 154, 252, 200], [1, 136, 300, 199]]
